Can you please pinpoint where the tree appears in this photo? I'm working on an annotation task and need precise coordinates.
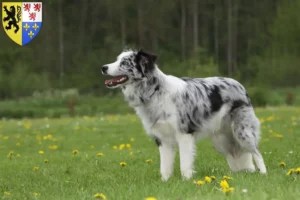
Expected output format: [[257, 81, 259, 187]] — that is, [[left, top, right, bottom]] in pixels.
[[58, 0, 65, 87], [193, 0, 199, 55], [181, 0, 186, 61]]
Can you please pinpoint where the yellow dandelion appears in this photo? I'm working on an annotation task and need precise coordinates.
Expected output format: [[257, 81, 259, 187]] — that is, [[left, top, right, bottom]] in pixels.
[[16, 154, 21, 157], [113, 145, 118, 150], [97, 152, 103, 157], [129, 152, 134, 156], [120, 162, 127, 167], [220, 179, 229, 189], [4, 191, 11, 196], [204, 176, 212, 183], [295, 168, 300, 174], [16, 142, 21, 147], [126, 143, 131, 148], [33, 166, 39, 171], [266, 116, 274, 121], [72, 150, 79, 155], [7, 151, 13, 159], [279, 162, 286, 167], [146, 159, 152, 164], [44, 159, 49, 163], [145, 197, 157, 200], [33, 192, 40, 196], [24, 123, 31, 129], [39, 150, 45, 155], [119, 144, 125, 150], [83, 116, 90, 121], [94, 193, 107, 199], [36, 133, 42, 144], [3, 136, 9, 140], [287, 168, 295, 175], [130, 137, 135, 142], [211, 176, 216, 180], [223, 176, 233, 180], [194, 180, 205, 185], [273, 133, 283, 138], [222, 187, 234, 193], [48, 145, 58, 150]]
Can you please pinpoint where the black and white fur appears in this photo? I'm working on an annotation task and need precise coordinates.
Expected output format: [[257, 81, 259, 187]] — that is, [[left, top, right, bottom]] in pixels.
[[102, 49, 267, 181]]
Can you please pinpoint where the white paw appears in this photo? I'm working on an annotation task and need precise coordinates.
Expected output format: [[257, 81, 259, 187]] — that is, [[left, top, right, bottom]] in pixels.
[[161, 170, 172, 181], [181, 169, 195, 180], [245, 166, 256, 173], [259, 169, 267, 174]]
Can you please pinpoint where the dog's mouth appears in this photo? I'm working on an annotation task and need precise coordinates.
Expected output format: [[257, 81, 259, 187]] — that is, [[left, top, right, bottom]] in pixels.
[[104, 75, 128, 87]]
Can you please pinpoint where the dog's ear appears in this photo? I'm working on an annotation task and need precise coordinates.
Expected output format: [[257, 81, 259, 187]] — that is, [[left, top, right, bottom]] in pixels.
[[136, 49, 158, 77], [137, 49, 158, 63]]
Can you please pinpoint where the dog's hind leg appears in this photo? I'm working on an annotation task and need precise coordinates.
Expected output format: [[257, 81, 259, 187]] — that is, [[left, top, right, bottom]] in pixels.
[[212, 134, 255, 172], [252, 149, 267, 173], [211, 134, 239, 172], [234, 152, 255, 172], [231, 107, 267, 174], [226, 153, 238, 172]]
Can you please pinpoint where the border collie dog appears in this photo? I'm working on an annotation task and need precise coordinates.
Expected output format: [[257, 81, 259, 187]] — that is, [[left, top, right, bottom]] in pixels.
[[102, 49, 267, 181]]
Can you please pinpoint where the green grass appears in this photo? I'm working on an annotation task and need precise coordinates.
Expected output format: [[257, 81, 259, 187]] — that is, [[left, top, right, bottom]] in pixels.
[[0, 107, 300, 200]]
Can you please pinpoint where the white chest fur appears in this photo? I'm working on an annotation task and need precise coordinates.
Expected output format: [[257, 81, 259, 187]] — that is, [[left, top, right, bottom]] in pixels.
[[135, 96, 178, 137]]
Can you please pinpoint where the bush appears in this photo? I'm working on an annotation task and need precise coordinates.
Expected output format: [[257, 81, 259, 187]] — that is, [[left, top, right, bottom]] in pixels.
[[247, 87, 269, 107], [285, 92, 295, 105], [0, 93, 133, 119]]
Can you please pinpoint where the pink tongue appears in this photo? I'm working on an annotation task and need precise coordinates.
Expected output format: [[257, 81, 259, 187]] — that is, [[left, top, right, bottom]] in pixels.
[[104, 80, 112, 85], [105, 76, 123, 85]]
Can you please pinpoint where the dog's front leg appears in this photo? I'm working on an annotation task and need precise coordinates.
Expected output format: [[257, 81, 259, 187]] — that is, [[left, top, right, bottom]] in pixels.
[[158, 142, 175, 181], [177, 134, 196, 180]]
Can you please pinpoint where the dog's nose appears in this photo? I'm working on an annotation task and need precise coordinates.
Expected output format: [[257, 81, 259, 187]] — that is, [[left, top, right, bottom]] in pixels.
[[102, 65, 108, 74]]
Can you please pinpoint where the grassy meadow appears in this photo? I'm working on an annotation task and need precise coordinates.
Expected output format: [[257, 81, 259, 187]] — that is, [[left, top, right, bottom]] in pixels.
[[0, 107, 300, 200]]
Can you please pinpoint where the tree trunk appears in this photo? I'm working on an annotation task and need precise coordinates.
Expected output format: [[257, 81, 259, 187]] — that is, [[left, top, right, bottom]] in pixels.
[[76, 0, 88, 57], [227, 0, 233, 76], [151, 31, 158, 52], [88, 0, 101, 51], [214, 3, 219, 65], [180, 0, 186, 62], [137, 1, 143, 47], [193, 0, 199, 55], [120, 0, 126, 47], [58, 0, 64, 87], [232, 0, 239, 72]]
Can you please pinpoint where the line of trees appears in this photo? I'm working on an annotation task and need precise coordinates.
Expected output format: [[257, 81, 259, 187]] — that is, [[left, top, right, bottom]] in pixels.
[[1, 0, 300, 99]]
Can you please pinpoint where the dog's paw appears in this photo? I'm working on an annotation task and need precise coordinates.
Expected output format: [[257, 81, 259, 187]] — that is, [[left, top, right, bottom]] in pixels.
[[161, 176, 169, 182], [259, 169, 267, 174], [161, 170, 172, 181], [181, 169, 195, 180]]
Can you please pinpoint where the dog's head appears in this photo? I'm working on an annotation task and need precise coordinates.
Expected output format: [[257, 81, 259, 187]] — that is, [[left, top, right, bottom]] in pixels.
[[102, 49, 157, 88]]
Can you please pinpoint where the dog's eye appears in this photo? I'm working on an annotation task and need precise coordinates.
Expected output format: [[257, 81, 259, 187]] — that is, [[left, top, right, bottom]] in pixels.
[[120, 61, 126, 65]]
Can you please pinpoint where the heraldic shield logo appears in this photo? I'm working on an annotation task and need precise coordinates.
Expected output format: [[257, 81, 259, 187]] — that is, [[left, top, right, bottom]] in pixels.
[[2, 2, 42, 46]]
